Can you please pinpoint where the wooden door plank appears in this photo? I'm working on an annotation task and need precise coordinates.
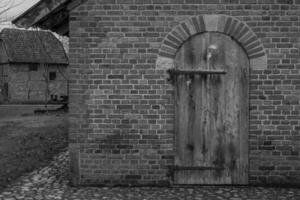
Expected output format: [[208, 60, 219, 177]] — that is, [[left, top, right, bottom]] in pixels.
[[192, 74, 204, 166], [175, 74, 193, 166], [238, 43, 249, 184]]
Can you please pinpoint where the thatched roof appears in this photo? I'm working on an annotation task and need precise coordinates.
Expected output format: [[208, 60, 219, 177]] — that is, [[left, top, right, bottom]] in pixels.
[[0, 29, 68, 65]]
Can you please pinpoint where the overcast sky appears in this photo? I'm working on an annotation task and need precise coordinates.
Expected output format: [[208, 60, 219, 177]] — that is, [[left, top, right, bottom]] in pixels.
[[6, 0, 39, 18]]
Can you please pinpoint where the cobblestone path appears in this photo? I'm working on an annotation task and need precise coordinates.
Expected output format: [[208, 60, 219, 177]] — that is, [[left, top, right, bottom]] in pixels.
[[0, 151, 299, 200]]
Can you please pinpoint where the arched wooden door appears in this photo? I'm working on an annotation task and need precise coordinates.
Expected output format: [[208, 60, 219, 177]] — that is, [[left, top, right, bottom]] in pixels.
[[173, 32, 249, 184]]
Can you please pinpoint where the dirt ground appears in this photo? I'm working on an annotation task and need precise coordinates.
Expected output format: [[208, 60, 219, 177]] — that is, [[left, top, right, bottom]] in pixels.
[[0, 104, 68, 191]]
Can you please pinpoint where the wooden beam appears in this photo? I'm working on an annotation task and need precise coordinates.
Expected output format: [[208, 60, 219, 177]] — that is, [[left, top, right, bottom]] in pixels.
[[13, 0, 69, 28], [67, 0, 87, 11], [167, 68, 227, 75], [170, 166, 225, 171], [39, 9, 69, 30]]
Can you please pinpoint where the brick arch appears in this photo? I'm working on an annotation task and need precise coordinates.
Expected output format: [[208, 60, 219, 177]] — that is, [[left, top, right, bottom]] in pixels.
[[156, 14, 267, 70]]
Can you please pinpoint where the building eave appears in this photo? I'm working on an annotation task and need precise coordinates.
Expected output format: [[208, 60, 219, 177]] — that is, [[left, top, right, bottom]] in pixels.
[[12, 0, 86, 36]]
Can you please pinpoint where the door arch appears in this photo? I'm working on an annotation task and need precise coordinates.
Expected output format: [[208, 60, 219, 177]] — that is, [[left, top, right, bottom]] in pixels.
[[156, 15, 267, 71], [156, 14, 267, 185]]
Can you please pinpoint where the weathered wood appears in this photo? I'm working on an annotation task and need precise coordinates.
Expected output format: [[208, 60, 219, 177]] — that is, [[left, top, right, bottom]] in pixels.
[[174, 32, 249, 184], [170, 166, 225, 170], [168, 69, 227, 75], [12, 0, 68, 28], [175, 74, 192, 166]]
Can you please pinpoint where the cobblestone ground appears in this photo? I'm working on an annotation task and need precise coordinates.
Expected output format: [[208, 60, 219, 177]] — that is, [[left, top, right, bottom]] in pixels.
[[0, 151, 299, 200]]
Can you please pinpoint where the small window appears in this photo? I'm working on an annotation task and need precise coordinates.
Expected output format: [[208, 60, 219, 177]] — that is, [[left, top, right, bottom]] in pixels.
[[29, 64, 38, 71], [49, 72, 56, 80]]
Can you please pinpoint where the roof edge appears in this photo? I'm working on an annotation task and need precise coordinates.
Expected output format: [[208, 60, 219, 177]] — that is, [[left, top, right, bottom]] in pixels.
[[12, 0, 43, 25], [12, 0, 87, 30], [12, 0, 70, 28]]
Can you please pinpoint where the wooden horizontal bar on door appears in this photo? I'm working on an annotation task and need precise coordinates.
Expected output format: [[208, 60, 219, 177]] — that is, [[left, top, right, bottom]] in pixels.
[[167, 69, 227, 75], [169, 166, 225, 171]]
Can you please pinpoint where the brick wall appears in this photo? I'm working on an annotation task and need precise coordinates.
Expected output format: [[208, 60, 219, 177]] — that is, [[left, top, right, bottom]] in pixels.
[[69, 0, 300, 186]]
